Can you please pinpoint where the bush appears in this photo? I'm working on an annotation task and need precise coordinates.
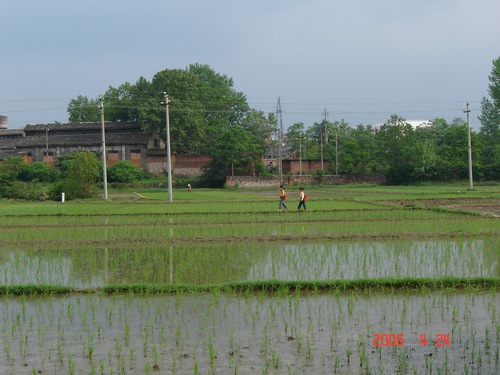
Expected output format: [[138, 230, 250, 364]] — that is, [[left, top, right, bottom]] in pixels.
[[19, 162, 61, 182], [0, 156, 28, 181], [0, 181, 48, 200], [50, 151, 101, 200], [108, 161, 144, 183]]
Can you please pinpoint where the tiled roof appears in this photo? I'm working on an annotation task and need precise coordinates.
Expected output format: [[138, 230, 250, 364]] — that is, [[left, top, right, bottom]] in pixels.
[[0, 150, 19, 159], [23, 122, 142, 133], [15, 132, 149, 148], [0, 130, 25, 136], [0, 130, 25, 150], [0, 122, 155, 160]]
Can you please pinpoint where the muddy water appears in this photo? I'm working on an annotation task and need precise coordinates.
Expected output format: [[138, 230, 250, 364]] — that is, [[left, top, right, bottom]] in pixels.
[[0, 291, 497, 374], [1, 238, 498, 287]]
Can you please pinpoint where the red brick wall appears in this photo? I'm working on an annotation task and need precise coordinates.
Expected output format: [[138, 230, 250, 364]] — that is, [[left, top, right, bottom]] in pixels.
[[107, 151, 119, 166], [283, 159, 328, 174], [44, 154, 56, 167], [174, 155, 211, 168], [130, 151, 141, 168]]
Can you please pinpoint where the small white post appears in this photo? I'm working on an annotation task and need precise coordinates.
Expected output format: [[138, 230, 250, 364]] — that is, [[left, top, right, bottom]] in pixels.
[[61, 192, 65, 203]]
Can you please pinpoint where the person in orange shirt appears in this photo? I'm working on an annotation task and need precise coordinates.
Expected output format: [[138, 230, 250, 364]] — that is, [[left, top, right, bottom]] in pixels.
[[279, 185, 288, 211]]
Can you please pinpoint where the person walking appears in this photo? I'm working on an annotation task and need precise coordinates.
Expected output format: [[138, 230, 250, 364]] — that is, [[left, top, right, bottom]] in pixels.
[[279, 185, 288, 211], [297, 187, 307, 211]]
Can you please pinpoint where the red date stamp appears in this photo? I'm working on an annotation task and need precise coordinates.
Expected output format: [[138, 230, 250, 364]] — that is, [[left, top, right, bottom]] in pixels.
[[373, 333, 450, 347], [373, 333, 405, 347]]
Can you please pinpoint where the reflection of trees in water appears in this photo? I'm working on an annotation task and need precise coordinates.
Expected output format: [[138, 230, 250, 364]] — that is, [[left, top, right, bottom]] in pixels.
[[482, 238, 500, 278], [3, 242, 269, 286], [3, 237, 498, 286]]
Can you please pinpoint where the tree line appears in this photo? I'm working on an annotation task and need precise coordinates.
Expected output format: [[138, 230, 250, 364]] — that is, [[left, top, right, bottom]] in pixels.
[[1, 58, 498, 200], [43, 57, 500, 185]]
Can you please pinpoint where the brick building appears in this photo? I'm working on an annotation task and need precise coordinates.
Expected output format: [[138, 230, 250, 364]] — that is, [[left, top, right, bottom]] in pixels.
[[0, 122, 211, 176]]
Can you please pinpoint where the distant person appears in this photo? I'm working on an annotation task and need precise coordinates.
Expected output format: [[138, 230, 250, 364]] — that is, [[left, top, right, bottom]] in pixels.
[[279, 185, 288, 211], [187, 184, 192, 192], [297, 187, 307, 211]]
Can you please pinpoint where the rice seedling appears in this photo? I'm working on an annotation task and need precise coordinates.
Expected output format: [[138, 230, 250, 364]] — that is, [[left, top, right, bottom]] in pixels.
[[0, 184, 498, 374]]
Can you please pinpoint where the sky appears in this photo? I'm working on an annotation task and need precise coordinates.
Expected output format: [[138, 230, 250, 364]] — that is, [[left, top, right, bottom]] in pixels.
[[1, 0, 499, 130]]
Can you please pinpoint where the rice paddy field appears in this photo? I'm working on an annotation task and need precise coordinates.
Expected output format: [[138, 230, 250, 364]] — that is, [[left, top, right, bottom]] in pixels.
[[0, 183, 499, 374]]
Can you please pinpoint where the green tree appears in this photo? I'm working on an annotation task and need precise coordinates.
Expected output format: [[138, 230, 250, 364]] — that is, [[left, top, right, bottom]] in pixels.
[[51, 151, 101, 200], [287, 122, 318, 160], [375, 115, 416, 183], [436, 124, 481, 180], [103, 82, 138, 122], [202, 126, 262, 185], [330, 124, 378, 175], [479, 56, 500, 178], [67, 64, 250, 157], [412, 139, 438, 180], [67, 95, 100, 122], [241, 110, 276, 151], [285, 122, 305, 153], [149, 68, 208, 153], [187, 63, 249, 129]]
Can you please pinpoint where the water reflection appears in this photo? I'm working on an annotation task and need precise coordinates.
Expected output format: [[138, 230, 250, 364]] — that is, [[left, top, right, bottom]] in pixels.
[[0, 238, 498, 287], [248, 239, 500, 280]]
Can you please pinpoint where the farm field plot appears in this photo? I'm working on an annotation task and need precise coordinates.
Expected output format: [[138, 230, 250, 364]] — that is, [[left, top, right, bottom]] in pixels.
[[0, 183, 499, 374], [0, 238, 498, 287], [0, 292, 498, 375]]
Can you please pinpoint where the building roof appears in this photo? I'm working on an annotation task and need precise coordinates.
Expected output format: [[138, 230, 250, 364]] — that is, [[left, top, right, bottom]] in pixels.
[[374, 120, 432, 129], [0, 131, 24, 150], [0, 122, 152, 157], [0, 130, 24, 136], [15, 132, 149, 148], [0, 150, 19, 160], [23, 122, 142, 133]]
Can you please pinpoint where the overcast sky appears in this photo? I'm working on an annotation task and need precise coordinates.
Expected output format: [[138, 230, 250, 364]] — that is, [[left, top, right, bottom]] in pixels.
[[1, 0, 499, 130]]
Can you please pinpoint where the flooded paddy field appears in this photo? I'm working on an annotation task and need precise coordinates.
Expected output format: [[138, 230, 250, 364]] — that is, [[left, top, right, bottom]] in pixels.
[[0, 184, 499, 374], [0, 238, 498, 287], [0, 291, 498, 375]]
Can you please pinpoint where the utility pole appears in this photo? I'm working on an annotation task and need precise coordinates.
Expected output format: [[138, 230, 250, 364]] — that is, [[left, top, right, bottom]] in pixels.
[[162, 93, 173, 202], [464, 102, 473, 190], [45, 128, 49, 165], [323, 108, 329, 143], [98, 96, 108, 200], [335, 131, 339, 176], [276, 97, 283, 184], [321, 108, 328, 170], [299, 132, 302, 176]]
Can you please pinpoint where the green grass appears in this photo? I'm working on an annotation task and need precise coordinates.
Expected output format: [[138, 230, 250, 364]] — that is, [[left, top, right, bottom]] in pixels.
[[0, 277, 497, 296]]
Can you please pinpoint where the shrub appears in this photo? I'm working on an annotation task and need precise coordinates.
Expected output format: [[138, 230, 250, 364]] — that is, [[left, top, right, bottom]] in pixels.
[[50, 151, 101, 200], [108, 161, 144, 183], [0, 181, 48, 200], [0, 156, 28, 181], [19, 162, 61, 182]]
